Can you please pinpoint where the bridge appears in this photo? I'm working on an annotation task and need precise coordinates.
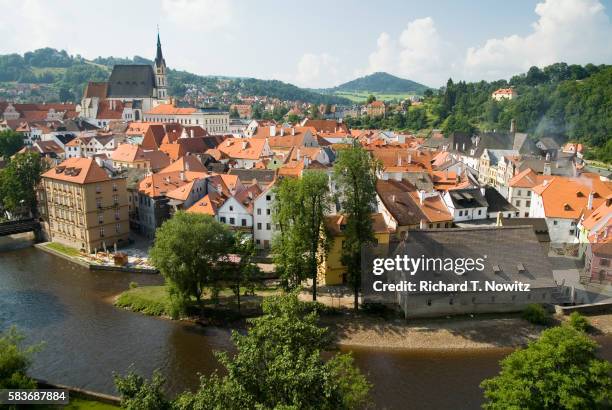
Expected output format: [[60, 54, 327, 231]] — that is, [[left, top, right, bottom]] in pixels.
[[0, 218, 41, 237]]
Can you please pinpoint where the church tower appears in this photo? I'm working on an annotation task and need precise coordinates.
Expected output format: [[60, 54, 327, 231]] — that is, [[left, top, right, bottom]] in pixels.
[[154, 32, 168, 100]]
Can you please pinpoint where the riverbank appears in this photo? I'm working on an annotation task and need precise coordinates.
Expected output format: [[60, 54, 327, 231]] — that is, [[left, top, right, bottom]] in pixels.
[[327, 312, 612, 350], [112, 284, 612, 350], [35, 242, 158, 274]]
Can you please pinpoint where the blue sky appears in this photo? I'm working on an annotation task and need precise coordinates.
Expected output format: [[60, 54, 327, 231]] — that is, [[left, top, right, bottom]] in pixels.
[[0, 0, 611, 88]]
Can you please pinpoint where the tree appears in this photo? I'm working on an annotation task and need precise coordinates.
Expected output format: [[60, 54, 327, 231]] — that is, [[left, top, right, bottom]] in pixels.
[[230, 107, 240, 119], [177, 293, 371, 409], [0, 152, 43, 216], [300, 171, 331, 300], [220, 232, 261, 312], [481, 325, 612, 409], [0, 130, 23, 158], [0, 327, 39, 389], [366, 94, 376, 104], [149, 212, 234, 313], [114, 368, 171, 410], [272, 172, 331, 299], [332, 145, 377, 310], [309, 104, 320, 119]]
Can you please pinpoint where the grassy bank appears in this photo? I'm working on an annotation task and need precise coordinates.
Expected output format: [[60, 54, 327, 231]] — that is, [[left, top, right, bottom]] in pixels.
[[115, 284, 281, 320], [115, 285, 170, 316], [64, 398, 119, 409], [44, 242, 81, 257]]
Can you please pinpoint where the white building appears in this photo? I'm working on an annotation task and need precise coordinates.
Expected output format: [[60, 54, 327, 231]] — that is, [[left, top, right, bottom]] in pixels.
[[253, 183, 276, 249]]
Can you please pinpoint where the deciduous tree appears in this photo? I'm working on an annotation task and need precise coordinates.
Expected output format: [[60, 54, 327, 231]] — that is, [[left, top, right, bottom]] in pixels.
[[332, 144, 377, 310], [481, 325, 612, 409]]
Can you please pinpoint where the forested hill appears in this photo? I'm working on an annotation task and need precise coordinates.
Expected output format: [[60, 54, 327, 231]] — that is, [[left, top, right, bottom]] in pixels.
[[327, 72, 430, 94], [0, 48, 349, 105], [434, 63, 612, 161]]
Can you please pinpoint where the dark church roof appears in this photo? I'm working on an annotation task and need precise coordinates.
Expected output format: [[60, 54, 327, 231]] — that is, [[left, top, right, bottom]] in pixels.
[[107, 65, 156, 98]]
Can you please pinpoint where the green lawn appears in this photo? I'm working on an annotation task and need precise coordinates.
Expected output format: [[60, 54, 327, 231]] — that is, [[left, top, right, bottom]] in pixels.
[[115, 284, 281, 318], [45, 242, 81, 257], [115, 285, 170, 316], [334, 90, 417, 103]]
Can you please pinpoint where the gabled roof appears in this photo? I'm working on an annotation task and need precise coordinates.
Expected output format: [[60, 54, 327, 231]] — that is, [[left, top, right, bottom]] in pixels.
[[484, 187, 517, 213], [160, 155, 206, 173], [42, 157, 111, 184], [187, 191, 227, 216], [508, 168, 548, 188], [447, 188, 488, 209], [218, 138, 269, 160], [107, 65, 156, 98], [83, 82, 108, 99], [325, 213, 391, 236], [532, 174, 612, 219]]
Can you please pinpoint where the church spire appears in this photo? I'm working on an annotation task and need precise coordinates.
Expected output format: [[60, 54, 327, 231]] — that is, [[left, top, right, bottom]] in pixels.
[[155, 28, 165, 67]]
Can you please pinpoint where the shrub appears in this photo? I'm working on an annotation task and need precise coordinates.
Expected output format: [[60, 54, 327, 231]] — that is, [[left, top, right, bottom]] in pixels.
[[129, 281, 138, 289], [522, 304, 550, 325], [567, 312, 590, 332]]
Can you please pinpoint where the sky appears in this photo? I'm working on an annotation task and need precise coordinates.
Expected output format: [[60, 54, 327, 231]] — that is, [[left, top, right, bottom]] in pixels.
[[0, 0, 611, 89]]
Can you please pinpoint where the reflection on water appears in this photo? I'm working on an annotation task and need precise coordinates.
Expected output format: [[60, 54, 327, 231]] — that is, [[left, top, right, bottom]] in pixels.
[[1, 242, 610, 409]]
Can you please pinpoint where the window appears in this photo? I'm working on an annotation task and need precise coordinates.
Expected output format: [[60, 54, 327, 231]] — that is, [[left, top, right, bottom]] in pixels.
[[601, 258, 610, 267], [113, 195, 119, 205], [229, 218, 235, 225], [527, 191, 531, 197], [100, 227, 105, 237], [478, 209, 482, 215], [96, 198, 102, 208], [515, 200, 521, 206], [257, 223, 262, 230], [241, 219, 247, 226], [266, 209, 271, 215], [257, 208, 261, 215], [526, 200, 531, 207], [229, 206, 234, 211], [112, 183, 117, 192], [96, 185, 101, 194], [115, 210, 120, 220], [266, 223, 271, 230], [220, 217, 226, 223], [98, 213, 103, 224], [266, 195, 271, 201], [116, 223, 120, 233], [553, 220, 558, 225]]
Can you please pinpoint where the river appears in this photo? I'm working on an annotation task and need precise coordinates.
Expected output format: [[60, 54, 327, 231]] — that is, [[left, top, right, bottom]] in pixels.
[[1, 237, 610, 410]]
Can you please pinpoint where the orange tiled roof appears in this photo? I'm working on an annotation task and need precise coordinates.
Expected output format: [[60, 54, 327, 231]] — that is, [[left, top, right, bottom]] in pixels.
[[217, 138, 268, 160], [42, 157, 110, 184], [508, 168, 548, 188], [532, 174, 612, 219], [146, 103, 197, 115], [187, 191, 227, 216]]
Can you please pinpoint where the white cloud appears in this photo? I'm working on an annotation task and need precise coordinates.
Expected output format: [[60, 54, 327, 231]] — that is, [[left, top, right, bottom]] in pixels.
[[464, 0, 612, 80], [161, 0, 233, 31], [359, 0, 612, 87], [361, 17, 452, 87], [294, 52, 341, 88]]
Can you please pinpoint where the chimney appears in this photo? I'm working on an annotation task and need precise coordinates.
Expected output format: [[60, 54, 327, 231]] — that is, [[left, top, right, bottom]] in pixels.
[[291, 127, 295, 136], [462, 143, 465, 151], [280, 128, 285, 136], [587, 191, 594, 210], [180, 171, 186, 181], [420, 219, 428, 229], [408, 154, 412, 164], [496, 211, 502, 226], [270, 125, 276, 137], [242, 141, 248, 149], [190, 129, 194, 138], [397, 154, 402, 166], [480, 186, 486, 196], [296, 149, 301, 160], [248, 191, 253, 199], [303, 155, 310, 166], [217, 184, 222, 193], [391, 194, 396, 202], [455, 143, 459, 151], [543, 156, 551, 176], [510, 119, 516, 133], [418, 190, 425, 205]]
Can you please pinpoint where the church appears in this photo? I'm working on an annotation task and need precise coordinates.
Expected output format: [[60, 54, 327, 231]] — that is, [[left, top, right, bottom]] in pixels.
[[79, 33, 170, 126]]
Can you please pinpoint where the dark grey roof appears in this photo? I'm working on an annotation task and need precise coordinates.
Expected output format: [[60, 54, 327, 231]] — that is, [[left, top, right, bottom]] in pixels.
[[61, 119, 99, 132], [500, 218, 550, 243], [379, 226, 557, 294], [54, 133, 76, 145], [448, 188, 488, 209], [107, 65, 156, 98], [403, 172, 434, 192], [229, 169, 276, 186], [484, 187, 517, 213], [449, 131, 538, 158]]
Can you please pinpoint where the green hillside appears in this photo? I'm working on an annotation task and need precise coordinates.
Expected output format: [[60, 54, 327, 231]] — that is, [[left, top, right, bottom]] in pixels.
[[0, 48, 349, 105], [326, 72, 430, 95]]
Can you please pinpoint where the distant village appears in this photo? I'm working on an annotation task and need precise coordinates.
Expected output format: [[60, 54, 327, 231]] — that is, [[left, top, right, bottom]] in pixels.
[[1, 35, 610, 317]]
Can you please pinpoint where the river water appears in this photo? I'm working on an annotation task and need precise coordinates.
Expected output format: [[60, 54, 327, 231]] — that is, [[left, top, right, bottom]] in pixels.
[[1, 237, 610, 410]]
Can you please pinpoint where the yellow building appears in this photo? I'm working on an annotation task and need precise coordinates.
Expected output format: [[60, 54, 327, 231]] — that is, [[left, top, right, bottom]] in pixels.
[[39, 157, 130, 252], [318, 213, 392, 285]]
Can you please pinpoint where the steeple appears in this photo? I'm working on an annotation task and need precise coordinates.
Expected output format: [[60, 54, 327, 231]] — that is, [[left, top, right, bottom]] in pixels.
[[154, 27, 168, 100], [155, 30, 165, 67]]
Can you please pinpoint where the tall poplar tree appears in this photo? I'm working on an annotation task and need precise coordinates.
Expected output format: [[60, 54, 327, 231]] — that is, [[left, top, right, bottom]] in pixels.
[[332, 144, 377, 310]]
